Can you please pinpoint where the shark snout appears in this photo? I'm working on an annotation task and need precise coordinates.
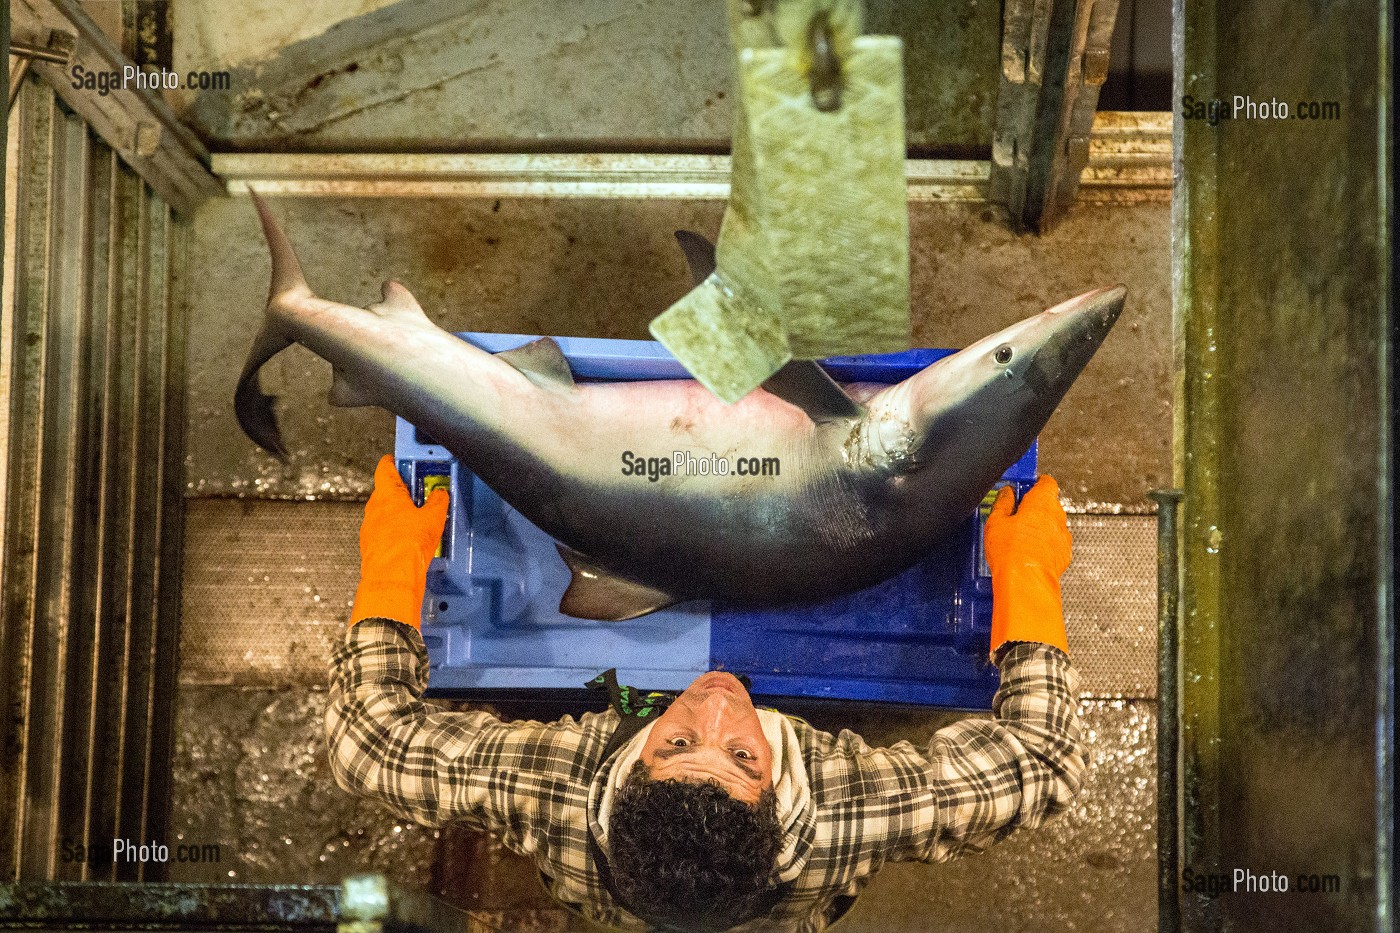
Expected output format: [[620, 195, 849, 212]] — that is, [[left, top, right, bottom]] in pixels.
[[1042, 284, 1124, 353], [1021, 285, 1126, 400], [1045, 284, 1126, 326]]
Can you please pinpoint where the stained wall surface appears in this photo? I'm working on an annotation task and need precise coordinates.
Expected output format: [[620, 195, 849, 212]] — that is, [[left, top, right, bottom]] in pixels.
[[170, 0, 1001, 155]]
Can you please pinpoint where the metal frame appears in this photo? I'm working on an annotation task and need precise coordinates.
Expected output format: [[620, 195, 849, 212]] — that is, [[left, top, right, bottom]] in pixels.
[[0, 75, 186, 883], [0, 875, 474, 933], [9, 0, 220, 215], [1172, 0, 1393, 927], [0, 882, 339, 931], [8, 32, 74, 112], [212, 113, 1169, 202], [1149, 488, 1183, 933], [988, 0, 1124, 231]]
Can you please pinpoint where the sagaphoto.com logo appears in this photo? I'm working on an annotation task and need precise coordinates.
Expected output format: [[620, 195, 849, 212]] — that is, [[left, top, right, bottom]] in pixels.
[[60, 837, 221, 867], [1181, 93, 1341, 126], [69, 64, 231, 97]]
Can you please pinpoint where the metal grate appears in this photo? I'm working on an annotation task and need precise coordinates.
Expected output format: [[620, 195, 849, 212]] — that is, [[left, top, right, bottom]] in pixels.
[[178, 500, 361, 686], [1063, 514, 1158, 697], [1, 77, 186, 881], [181, 503, 1159, 698]]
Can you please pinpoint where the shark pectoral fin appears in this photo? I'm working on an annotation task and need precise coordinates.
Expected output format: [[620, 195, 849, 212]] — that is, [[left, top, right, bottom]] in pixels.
[[328, 368, 374, 408], [555, 544, 678, 621], [762, 360, 864, 423], [497, 337, 576, 388], [367, 280, 430, 321], [674, 230, 717, 286]]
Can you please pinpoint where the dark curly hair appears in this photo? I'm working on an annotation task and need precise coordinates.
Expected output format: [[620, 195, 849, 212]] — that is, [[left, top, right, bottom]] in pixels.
[[607, 761, 783, 932]]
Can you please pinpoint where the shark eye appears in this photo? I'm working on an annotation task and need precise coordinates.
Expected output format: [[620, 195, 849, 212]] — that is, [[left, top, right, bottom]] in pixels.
[[995, 345, 1014, 364]]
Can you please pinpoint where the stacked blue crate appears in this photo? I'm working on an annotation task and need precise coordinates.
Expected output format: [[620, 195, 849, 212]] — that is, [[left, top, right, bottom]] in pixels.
[[398, 333, 1036, 710]]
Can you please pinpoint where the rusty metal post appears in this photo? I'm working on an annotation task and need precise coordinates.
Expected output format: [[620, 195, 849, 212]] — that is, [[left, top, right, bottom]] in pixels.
[[1173, 0, 1393, 928], [989, 0, 1123, 232], [1149, 488, 1184, 933]]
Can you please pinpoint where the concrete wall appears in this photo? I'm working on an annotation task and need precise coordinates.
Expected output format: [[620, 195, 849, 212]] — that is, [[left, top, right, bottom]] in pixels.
[[169, 0, 1000, 154]]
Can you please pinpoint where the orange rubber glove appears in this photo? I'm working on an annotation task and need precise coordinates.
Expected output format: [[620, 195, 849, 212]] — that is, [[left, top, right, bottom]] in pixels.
[[349, 455, 450, 629], [984, 474, 1072, 657]]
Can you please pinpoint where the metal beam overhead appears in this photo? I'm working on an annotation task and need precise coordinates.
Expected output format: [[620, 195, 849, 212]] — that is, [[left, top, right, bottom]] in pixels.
[[989, 0, 1124, 231], [211, 113, 1169, 202]]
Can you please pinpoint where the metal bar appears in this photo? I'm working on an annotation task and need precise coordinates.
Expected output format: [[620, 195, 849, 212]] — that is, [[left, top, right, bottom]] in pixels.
[[0, 881, 340, 928], [9, 39, 71, 63], [72, 138, 116, 882], [7, 58, 32, 112], [48, 114, 101, 885], [138, 192, 179, 880], [214, 153, 987, 202], [98, 163, 143, 880], [10, 0, 220, 214], [31, 104, 92, 878], [1172, 0, 1223, 925], [9, 32, 76, 113], [211, 120, 1171, 202], [1, 76, 57, 881], [1149, 489, 1183, 933], [10, 88, 99, 882], [114, 179, 154, 881]]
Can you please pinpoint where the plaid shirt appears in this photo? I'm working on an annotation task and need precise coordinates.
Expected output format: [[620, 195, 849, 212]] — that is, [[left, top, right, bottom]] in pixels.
[[327, 621, 1084, 932]]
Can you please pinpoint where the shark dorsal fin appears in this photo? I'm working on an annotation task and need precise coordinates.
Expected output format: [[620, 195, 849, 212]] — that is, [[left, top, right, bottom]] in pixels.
[[674, 230, 717, 286], [762, 360, 864, 423], [497, 337, 576, 388], [672, 231, 859, 423], [368, 280, 430, 320], [556, 544, 679, 621]]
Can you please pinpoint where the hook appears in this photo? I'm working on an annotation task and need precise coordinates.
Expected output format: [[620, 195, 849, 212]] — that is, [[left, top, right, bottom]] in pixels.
[[9, 32, 76, 113], [807, 12, 842, 112]]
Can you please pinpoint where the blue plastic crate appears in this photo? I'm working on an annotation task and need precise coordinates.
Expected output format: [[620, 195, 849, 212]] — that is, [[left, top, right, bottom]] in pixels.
[[397, 333, 1037, 710]]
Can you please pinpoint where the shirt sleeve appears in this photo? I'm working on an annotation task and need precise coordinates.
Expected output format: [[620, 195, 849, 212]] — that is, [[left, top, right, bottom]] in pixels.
[[324, 619, 598, 852], [886, 641, 1086, 863]]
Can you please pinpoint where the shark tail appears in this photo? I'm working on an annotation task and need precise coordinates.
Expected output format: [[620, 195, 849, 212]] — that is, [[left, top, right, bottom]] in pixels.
[[235, 190, 312, 460]]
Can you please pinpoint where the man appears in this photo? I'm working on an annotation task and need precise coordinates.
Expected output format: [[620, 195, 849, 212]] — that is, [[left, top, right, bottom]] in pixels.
[[327, 456, 1084, 932]]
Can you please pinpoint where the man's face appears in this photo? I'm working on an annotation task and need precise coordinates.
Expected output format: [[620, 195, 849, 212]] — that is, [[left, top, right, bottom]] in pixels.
[[639, 671, 774, 804]]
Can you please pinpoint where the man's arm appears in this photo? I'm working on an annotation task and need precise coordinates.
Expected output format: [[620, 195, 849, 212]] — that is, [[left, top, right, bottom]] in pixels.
[[323, 457, 597, 849], [325, 618, 596, 846], [910, 640, 1084, 861], [326, 618, 501, 827], [847, 476, 1084, 864]]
